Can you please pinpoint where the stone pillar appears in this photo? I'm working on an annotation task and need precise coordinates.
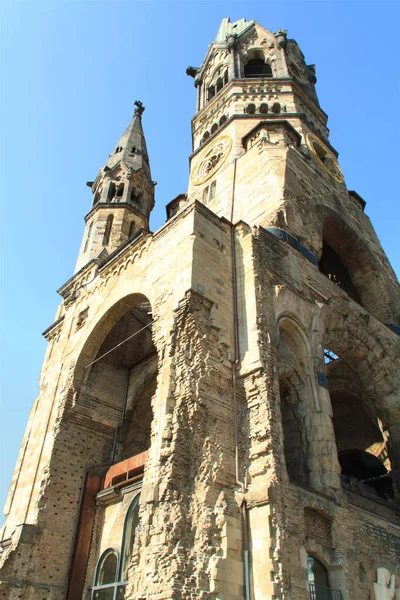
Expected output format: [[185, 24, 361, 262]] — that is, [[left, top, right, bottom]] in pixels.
[[127, 291, 241, 599]]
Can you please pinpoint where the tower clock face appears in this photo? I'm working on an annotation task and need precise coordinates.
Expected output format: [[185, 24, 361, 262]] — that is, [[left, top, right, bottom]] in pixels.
[[191, 135, 232, 186], [306, 133, 344, 183]]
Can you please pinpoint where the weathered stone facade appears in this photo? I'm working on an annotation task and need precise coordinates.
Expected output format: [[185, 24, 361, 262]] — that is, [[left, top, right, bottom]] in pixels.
[[1, 17, 399, 600]]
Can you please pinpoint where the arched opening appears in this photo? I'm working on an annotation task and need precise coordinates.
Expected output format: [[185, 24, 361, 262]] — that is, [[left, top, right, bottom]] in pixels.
[[201, 131, 210, 146], [246, 103, 256, 115], [307, 556, 330, 599], [307, 553, 345, 599], [70, 295, 157, 598], [271, 102, 281, 114], [332, 396, 393, 500], [259, 103, 268, 114], [116, 184, 124, 199], [223, 69, 228, 85], [279, 379, 308, 483], [207, 85, 215, 101], [211, 123, 218, 135], [203, 186, 209, 204], [219, 115, 227, 126], [94, 548, 119, 588], [317, 210, 394, 319], [102, 214, 113, 246], [325, 340, 395, 500], [74, 294, 157, 462], [277, 320, 312, 486], [91, 495, 140, 598], [107, 182, 116, 202], [216, 77, 223, 92], [244, 50, 272, 78], [319, 242, 361, 303], [209, 180, 216, 202]]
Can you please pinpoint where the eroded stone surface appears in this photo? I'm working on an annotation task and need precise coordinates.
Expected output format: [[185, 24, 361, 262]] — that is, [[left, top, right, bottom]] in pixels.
[[1, 16, 399, 600]]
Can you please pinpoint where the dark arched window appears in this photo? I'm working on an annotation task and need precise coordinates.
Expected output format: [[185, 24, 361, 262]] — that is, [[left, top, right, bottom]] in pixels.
[[319, 242, 361, 303], [216, 77, 223, 92], [116, 184, 124, 198], [103, 215, 113, 246], [223, 69, 228, 85], [207, 85, 215, 101], [107, 182, 116, 202], [307, 556, 330, 599], [259, 103, 268, 114], [271, 102, 281, 114], [201, 131, 210, 146], [244, 55, 272, 78], [211, 123, 218, 134], [219, 115, 227, 126], [246, 103, 256, 115]]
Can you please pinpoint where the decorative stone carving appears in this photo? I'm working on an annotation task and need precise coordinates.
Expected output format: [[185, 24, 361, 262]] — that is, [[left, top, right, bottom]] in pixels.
[[275, 29, 288, 49], [373, 568, 400, 600]]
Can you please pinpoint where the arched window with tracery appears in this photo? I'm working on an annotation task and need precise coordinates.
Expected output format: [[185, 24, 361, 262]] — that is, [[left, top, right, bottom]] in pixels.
[[92, 548, 119, 599], [91, 496, 140, 599]]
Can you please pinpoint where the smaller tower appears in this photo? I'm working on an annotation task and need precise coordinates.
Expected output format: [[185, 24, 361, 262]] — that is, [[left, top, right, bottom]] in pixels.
[[75, 101, 154, 273]]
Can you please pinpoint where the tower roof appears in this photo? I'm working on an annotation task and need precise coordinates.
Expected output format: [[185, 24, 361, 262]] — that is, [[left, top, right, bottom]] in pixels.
[[105, 101, 150, 176], [214, 17, 255, 43]]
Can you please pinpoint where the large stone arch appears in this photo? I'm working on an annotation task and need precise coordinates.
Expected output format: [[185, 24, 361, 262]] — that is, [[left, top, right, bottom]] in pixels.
[[275, 314, 335, 489], [73, 291, 155, 392], [323, 297, 400, 494], [316, 204, 397, 322]]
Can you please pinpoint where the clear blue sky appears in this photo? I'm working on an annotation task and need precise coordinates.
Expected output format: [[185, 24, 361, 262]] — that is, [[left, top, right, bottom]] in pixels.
[[1, 0, 399, 520]]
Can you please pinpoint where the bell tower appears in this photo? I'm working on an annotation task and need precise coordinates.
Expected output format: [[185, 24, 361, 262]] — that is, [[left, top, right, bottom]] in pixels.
[[75, 100, 154, 273], [186, 18, 399, 324]]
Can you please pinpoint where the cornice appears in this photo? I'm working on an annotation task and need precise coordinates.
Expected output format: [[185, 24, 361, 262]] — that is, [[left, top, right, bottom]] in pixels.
[[42, 315, 65, 340], [84, 201, 145, 223]]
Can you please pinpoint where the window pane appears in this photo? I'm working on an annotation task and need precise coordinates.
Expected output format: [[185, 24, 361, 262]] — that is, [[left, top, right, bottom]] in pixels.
[[96, 550, 118, 585], [116, 584, 126, 599], [120, 497, 140, 581], [92, 587, 115, 600]]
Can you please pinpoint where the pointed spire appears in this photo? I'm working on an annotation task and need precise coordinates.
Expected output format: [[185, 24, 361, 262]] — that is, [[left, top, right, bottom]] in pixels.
[[106, 100, 150, 176]]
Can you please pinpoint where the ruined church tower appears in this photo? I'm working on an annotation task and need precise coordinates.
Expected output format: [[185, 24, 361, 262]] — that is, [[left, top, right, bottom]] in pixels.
[[1, 18, 399, 600]]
